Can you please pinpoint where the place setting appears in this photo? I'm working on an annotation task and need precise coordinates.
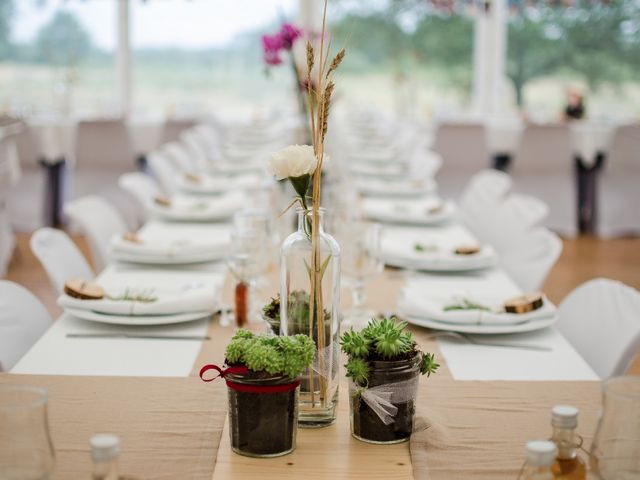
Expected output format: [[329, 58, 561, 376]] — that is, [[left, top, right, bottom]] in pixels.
[[356, 175, 437, 198], [379, 223, 498, 271], [147, 190, 244, 222], [176, 171, 262, 195], [361, 196, 456, 226]]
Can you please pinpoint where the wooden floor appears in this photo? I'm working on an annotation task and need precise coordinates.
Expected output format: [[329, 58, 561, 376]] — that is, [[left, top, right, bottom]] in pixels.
[[5, 231, 640, 373]]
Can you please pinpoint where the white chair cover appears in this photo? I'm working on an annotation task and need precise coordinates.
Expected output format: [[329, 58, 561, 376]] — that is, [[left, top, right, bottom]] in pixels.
[[63, 196, 128, 271], [180, 129, 210, 171], [118, 172, 161, 223], [558, 278, 640, 379], [161, 118, 198, 144], [30, 228, 94, 295], [432, 122, 490, 199], [0, 280, 52, 371], [147, 151, 179, 196], [510, 124, 576, 236], [75, 118, 134, 170], [458, 169, 512, 243], [598, 124, 640, 238], [162, 142, 195, 173], [0, 132, 19, 275], [499, 227, 563, 292]]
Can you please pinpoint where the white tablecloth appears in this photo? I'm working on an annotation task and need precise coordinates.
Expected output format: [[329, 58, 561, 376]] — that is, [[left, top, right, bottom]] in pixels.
[[12, 263, 225, 377]]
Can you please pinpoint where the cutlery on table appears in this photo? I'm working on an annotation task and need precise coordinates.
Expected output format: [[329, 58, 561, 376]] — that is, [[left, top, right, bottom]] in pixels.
[[67, 333, 211, 341]]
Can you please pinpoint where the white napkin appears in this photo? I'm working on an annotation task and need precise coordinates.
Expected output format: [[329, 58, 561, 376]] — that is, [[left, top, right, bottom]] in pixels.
[[58, 286, 217, 316], [178, 173, 260, 194], [380, 225, 497, 271], [356, 177, 436, 197], [149, 191, 244, 221], [398, 291, 556, 326], [362, 198, 455, 225], [109, 235, 226, 259]]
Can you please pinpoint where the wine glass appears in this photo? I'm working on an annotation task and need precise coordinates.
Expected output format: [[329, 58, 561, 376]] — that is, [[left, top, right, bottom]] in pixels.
[[337, 221, 384, 330], [0, 385, 55, 480], [590, 376, 640, 479]]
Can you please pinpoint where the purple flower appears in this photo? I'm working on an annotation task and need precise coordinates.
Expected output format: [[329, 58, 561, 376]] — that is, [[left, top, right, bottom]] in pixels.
[[262, 33, 283, 53], [279, 23, 302, 50]]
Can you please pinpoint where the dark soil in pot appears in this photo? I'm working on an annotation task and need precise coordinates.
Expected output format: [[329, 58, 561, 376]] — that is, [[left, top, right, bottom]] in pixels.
[[226, 370, 299, 457], [350, 353, 421, 444]]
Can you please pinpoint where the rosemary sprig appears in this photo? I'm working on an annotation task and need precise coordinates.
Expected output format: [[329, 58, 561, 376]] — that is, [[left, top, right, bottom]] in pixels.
[[443, 298, 491, 312], [107, 288, 158, 303], [414, 243, 438, 252]]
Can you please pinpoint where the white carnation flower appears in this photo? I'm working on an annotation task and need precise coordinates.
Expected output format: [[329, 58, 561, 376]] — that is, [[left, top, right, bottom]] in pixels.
[[268, 144, 319, 180]]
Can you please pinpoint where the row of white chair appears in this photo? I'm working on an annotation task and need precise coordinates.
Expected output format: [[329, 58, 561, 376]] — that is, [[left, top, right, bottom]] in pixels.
[[434, 122, 640, 237], [458, 169, 562, 292]]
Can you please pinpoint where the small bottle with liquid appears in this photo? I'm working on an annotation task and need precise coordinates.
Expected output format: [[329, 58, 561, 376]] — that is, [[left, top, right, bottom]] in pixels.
[[90, 433, 120, 480], [550, 405, 586, 480], [523, 440, 557, 480]]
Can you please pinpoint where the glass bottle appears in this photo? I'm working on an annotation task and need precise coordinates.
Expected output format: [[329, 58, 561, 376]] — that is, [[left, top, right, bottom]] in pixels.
[[0, 385, 55, 480], [280, 208, 341, 427], [90, 434, 119, 480], [550, 405, 586, 480], [523, 440, 557, 480], [590, 376, 640, 479]]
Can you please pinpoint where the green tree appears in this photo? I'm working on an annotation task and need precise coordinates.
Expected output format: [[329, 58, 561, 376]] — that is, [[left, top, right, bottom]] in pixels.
[[35, 10, 92, 67], [0, 0, 14, 59]]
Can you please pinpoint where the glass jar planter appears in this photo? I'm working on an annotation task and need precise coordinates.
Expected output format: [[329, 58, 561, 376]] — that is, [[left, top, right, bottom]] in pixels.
[[350, 353, 421, 444], [280, 208, 341, 427], [226, 371, 300, 458]]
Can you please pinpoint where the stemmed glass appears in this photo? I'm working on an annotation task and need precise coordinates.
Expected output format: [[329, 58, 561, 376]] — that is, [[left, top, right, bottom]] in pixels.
[[0, 385, 55, 480], [336, 221, 384, 330]]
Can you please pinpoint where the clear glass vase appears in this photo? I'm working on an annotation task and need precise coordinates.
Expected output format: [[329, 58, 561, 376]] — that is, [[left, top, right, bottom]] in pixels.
[[280, 208, 341, 427]]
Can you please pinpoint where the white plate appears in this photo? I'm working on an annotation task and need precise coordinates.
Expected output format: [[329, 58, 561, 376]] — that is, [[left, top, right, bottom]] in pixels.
[[382, 249, 497, 272], [149, 206, 235, 222], [110, 251, 224, 265], [357, 179, 436, 198], [65, 307, 212, 326], [364, 201, 456, 226], [403, 313, 558, 334]]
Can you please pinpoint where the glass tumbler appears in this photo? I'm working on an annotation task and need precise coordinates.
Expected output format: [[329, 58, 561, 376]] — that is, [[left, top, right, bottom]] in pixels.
[[590, 376, 640, 480], [0, 385, 55, 480]]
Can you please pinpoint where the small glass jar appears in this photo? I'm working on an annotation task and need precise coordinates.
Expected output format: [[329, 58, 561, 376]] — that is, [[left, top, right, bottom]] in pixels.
[[0, 385, 55, 479], [226, 371, 299, 458], [590, 376, 640, 479], [280, 208, 341, 427], [350, 353, 421, 444]]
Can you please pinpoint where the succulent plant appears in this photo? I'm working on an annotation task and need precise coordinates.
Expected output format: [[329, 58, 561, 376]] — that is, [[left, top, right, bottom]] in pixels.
[[340, 316, 438, 389], [225, 329, 315, 379]]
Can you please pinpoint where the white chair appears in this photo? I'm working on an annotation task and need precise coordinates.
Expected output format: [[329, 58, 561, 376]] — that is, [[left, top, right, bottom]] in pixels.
[[75, 118, 134, 170], [118, 172, 161, 222], [0, 281, 52, 371], [510, 124, 576, 236], [73, 118, 139, 228], [458, 169, 512, 243], [181, 129, 211, 171], [63, 196, 128, 271], [0, 132, 19, 275], [162, 141, 195, 173], [161, 118, 198, 144], [558, 278, 640, 379], [30, 228, 94, 295], [147, 151, 179, 196], [432, 122, 490, 199], [499, 227, 563, 292], [597, 124, 640, 237]]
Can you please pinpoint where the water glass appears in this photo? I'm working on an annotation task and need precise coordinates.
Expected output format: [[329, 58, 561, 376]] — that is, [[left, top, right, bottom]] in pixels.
[[0, 385, 55, 480], [590, 376, 640, 479], [336, 221, 384, 330]]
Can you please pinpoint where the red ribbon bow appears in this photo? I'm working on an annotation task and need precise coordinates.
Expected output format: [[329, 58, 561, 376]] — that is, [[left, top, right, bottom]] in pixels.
[[199, 364, 300, 394]]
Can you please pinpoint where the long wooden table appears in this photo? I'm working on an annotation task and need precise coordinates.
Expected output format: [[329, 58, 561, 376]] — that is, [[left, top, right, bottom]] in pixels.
[[4, 211, 603, 479]]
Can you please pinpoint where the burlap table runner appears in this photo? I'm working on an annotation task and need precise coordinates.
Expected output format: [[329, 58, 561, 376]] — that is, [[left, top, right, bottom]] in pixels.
[[0, 374, 227, 480]]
